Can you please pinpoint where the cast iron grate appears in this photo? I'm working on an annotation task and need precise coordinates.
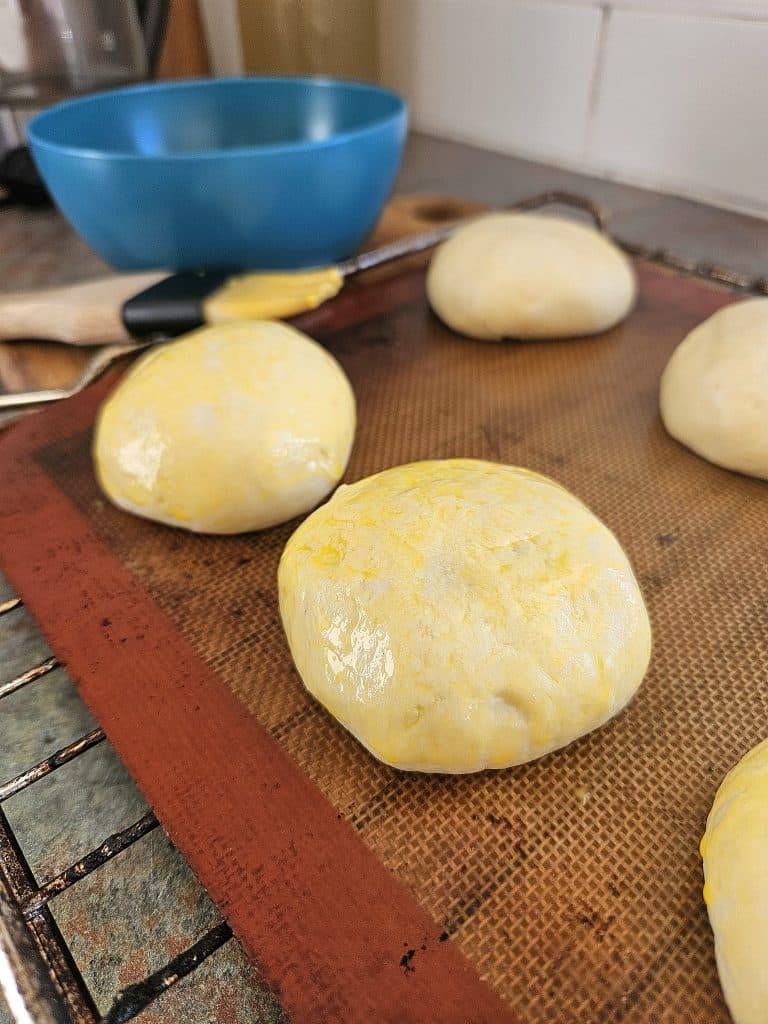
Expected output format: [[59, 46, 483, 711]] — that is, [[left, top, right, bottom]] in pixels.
[[0, 595, 234, 1024]]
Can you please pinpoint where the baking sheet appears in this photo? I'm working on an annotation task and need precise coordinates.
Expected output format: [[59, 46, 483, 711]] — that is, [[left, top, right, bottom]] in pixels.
[[2, 255, 765, 1024]]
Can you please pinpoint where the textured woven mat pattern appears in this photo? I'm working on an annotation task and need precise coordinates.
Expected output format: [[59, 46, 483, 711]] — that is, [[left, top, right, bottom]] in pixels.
[[37, 263, 767, 1023]]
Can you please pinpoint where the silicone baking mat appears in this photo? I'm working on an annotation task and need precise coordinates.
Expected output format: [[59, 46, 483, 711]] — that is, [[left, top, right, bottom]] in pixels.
[[2, 257, 766, 1024]]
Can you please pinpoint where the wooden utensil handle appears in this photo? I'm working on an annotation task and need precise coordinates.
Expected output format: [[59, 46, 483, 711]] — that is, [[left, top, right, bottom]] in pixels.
[[0, 272, 166, 345]]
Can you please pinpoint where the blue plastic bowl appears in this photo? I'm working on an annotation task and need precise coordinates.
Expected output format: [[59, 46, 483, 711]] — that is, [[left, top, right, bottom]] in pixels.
[[27, 77, 407, 271]]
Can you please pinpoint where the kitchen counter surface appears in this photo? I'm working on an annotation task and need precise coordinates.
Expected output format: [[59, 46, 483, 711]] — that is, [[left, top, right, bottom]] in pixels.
[[1, 132, 767, 1024]]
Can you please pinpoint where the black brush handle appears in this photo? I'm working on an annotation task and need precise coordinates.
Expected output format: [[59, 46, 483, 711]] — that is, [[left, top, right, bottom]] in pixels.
[[121, 269, 231, 338]]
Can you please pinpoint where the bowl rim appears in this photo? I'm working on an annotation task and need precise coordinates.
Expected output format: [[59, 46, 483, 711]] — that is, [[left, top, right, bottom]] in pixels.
[[27, 75, 407, 162]]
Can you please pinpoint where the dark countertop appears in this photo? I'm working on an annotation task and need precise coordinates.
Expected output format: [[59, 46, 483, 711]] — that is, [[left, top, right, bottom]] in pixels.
[[1, 132, 766, 1024]]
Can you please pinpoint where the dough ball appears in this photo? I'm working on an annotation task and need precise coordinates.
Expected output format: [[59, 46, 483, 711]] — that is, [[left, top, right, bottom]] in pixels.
[[426, 212, 636, 340], [701, 738, 768, 1024], [660, 298, 768, 479], [278, 459, 651, 773], [94, 320, 355, 533]]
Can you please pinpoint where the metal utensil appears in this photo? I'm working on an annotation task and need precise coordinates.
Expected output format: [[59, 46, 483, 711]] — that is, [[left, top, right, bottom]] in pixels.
[[0, 192, 608, 411], [0, 342, 149, 410]]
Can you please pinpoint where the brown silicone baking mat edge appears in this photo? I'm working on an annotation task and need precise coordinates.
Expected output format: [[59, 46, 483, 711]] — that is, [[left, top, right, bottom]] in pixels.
[[0, 373, 519, 1024]]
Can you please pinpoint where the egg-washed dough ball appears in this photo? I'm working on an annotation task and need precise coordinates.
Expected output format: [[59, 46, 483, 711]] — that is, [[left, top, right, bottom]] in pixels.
[[426, 212, 636, 341], [94, 320, 355, 533], [278, 459, 651, 773], [701, 737, 768, 1024], [660, 298, 768, 480]]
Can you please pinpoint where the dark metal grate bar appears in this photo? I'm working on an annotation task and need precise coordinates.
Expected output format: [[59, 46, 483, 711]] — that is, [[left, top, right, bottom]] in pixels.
[[514, 189, 607, 231], [101, 922, 233, 1024], [0, 657, 61, 701], [0, 808, 99, 1024], [0, 886, 72, 1024], [619, 238, 768, 294], [23, 813, 158, 918], [0, 626, 231, 1024], [0, 730, 106, 804]]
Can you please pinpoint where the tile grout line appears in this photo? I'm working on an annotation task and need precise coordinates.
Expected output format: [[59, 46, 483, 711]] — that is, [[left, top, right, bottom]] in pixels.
[[582, 4, 612, 166]]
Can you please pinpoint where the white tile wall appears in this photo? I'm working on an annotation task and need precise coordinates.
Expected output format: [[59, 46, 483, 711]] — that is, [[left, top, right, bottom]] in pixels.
[[555, 0, 768, 17], [378, 0, 604, 166], [377, 0, 768, 217], [589, 10, 768, 215]]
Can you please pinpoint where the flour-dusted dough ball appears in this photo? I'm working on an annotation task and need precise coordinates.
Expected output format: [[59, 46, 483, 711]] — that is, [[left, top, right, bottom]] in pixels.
[[94, 321, 355, 533], [278, 459, 651, 773], [701, 738, 768, 1024], [426, 213, 636, 341], [660, 298, 768, 480]]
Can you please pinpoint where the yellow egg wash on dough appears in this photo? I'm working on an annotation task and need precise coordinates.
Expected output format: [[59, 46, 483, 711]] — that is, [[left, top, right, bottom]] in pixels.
[[701, 737, 768, 1024], [93, 320, 355, 534], [278, 459, 651, 773]]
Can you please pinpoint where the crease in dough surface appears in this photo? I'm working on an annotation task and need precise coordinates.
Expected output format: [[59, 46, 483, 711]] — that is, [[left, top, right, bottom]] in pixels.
[[278, 459, 652, 773]]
